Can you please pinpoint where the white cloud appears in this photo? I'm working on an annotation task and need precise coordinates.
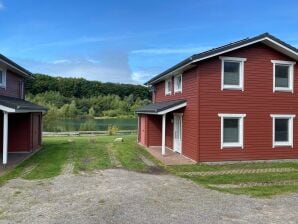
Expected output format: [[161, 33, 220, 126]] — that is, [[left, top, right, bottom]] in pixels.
[[14, 51, 136, 84], [52, 59, 72, 64], [131, 47, 209, 55], [131, 71, 153, 84]]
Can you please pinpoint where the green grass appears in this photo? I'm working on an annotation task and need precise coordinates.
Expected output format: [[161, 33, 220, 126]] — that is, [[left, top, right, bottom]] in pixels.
[[167, 162, 298, 197], [0, 135, 158, 185], [2, 135, 298, 198]]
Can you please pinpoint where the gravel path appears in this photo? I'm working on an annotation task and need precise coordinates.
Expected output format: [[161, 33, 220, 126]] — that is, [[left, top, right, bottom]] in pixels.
[[0, 169, 297, 224]]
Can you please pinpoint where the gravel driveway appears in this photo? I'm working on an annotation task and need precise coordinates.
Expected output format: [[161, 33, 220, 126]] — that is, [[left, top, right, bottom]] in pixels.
[[0, 169, 297, 224]]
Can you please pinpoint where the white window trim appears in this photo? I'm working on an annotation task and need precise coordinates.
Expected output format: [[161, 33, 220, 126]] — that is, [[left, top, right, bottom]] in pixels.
[[220, 57, 247, 91], [272, 60, 296, 93], [270, 114, 295, 148], [218, 113, 246, 149], [165, 78, 172, 95], [174, 74, 182, 93], [0, 68, 7, 88]]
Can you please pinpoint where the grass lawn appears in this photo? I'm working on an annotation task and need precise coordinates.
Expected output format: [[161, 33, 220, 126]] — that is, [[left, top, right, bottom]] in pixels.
[[1, 134, 298, 198], [168, 162, 298, 197], [0, 135, 159, 185]]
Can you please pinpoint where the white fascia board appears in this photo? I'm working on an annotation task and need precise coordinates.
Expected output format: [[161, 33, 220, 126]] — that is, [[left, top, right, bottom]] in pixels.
[[157, 102, 187, 115], [148, 37, 298, 86], [193, 37, 297, 63], [0, 105, 16, 113], [0, 59, 31, 78]]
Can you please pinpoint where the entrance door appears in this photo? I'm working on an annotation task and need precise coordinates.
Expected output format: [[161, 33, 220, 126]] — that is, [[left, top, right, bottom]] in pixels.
[[173, 114, 182, 153]]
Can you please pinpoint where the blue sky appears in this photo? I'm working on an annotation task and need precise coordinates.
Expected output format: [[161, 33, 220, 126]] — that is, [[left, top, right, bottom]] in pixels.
[[0, 0, 297, 84]]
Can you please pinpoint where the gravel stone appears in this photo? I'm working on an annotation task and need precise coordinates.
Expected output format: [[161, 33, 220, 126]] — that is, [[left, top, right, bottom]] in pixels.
[[0, 169, 296, 224]]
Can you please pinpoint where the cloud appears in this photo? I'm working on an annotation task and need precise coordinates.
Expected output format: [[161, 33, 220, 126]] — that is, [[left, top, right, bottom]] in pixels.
[[131, 71, 153, 84], [131, 47, 209, 55], [14, 50, 136, 84]]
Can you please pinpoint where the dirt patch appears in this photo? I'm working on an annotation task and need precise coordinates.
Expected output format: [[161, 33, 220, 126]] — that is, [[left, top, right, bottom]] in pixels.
[[61, 163, 74, 175], [0, 170, 297, 223]]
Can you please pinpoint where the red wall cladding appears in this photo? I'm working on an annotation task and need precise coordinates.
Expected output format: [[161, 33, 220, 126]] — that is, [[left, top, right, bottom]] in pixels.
[[198, 43, 298, 161], [0, 112, 42, 152], [0, 70, 25, 99], [153, 67, 199, 161]]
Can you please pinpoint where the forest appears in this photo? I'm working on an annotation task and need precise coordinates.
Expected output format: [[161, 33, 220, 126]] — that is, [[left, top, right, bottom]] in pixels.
[[26, 74, 151, 125]]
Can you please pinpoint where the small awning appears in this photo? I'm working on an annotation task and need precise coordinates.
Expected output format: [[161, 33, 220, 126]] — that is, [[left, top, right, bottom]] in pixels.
[[0, 95, 47, 113], [136, 99, 187, 115]]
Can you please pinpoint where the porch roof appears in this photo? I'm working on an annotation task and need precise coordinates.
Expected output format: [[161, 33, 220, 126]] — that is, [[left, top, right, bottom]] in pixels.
[[136, 99, 186, 115], [0, 95, 47, 113]]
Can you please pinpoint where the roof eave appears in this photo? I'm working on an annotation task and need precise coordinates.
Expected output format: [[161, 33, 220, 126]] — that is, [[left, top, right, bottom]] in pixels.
[[145, 33, 298, 85]]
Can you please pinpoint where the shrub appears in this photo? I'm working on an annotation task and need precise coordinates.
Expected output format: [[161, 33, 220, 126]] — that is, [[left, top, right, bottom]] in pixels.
[[107, 125, 119, 135]]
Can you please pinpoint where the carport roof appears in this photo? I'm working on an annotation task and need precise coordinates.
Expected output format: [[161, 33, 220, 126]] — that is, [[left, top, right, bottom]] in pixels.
[[0, 95, 47, 113], [136, 99, 187, 115]]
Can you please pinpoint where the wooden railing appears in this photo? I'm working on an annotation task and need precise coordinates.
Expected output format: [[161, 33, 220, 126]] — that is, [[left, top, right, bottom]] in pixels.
[[43, 130, 137, 137]]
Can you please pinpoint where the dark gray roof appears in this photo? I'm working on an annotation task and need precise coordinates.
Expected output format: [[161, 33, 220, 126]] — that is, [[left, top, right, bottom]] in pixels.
[[0, 54, 32, 78], [145, 33, 298, 85], [136, 99, 186, 114], [0, 95, 47, 112]]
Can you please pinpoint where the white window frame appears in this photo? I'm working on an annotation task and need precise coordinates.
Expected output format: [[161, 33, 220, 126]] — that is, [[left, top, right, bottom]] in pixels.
[[0, 68, 7, 88], [220, 57, 247, 91], [218, 113, 246, 149], [165, 78, 172, 95], [270, 114, 295, 148], [174, 74, 182, 93], [272, 60, 296, 93]]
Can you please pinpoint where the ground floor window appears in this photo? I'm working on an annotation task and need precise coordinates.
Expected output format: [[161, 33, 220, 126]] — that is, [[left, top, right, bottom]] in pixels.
[[218, 113, 246, 149], [271, 114, 295, 147]]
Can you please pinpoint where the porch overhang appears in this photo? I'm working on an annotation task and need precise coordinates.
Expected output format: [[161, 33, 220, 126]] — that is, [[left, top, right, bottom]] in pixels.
[[136, 99, 187, 115], [136, 99, 187, 156], [0, 95, 47, 113]]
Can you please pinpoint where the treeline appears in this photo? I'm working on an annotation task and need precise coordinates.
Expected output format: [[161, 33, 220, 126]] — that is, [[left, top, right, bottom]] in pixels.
[[25, 73, 150, 99], [25, 74, 151, 122]]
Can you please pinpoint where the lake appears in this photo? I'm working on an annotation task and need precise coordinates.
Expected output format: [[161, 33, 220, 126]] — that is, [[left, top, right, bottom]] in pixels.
[[44, 118, 137, 132]]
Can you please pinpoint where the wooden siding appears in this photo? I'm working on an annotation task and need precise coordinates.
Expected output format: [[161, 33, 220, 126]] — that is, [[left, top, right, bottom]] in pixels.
[[152, 67, 199, 161], [0, 70, 25, 99], [198, 43, 298, 161], [147, 115, 162, 146], [0, 112, 42, 152]]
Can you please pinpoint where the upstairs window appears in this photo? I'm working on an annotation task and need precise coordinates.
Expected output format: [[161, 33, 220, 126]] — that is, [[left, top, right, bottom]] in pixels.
[[272, 60, 295, 93], [271, 114, 295, 147], [174, 74, 182, 93], [0, 68, 6, 88], [220, 57, 246, 91], [165, 78, 172, 95]]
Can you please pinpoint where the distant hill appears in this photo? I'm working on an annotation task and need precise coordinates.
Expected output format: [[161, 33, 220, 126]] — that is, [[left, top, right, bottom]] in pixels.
[[25, 73, 150, 100]]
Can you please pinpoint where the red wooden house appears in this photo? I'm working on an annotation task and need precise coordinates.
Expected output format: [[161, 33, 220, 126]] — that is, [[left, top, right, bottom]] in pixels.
[[137, 33, 298, 162], [0, 54, 46, 165]]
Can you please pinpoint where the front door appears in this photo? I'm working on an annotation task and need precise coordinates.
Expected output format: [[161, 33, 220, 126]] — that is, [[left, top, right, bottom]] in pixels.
[[173, 114, 182, 153]]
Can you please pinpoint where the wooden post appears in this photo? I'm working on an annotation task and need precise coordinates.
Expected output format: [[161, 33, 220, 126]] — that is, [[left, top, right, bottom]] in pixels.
[[3, 112, 8, 165], [162, 114, 166, 156]]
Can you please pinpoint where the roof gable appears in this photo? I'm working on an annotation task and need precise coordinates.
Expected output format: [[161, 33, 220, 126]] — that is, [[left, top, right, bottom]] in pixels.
[[146, 33, 298, 85], [0, 54, 32, 78]]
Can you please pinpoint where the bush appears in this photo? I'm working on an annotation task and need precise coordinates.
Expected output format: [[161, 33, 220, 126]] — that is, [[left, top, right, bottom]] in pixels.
[[107, 125, 119, 135]]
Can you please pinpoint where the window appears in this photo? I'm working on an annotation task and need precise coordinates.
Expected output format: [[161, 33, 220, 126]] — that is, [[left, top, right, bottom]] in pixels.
[[174, 74, 182, 93], [272, 60, 295, 92], [271, 114, 295, 147], [165, 78, 172, 95], [0, 68, 6, 88], [218, 113, 246, 149], [220, 57, 246, 91]]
